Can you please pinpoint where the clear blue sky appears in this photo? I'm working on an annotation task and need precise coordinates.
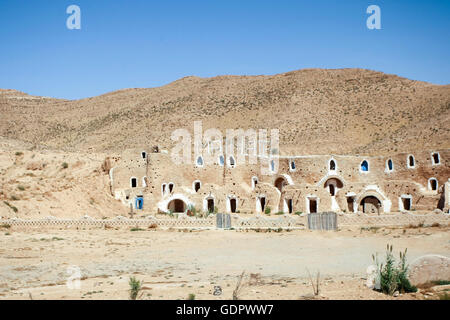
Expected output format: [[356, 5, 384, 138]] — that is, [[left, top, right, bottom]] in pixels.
[[0, 0, 449, 100]]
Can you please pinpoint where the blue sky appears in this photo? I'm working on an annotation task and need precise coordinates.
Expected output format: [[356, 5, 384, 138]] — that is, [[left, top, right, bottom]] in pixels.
[[0, 0, 449, 100]]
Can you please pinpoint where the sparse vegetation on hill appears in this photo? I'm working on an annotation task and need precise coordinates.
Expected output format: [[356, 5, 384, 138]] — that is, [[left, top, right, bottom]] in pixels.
[[1, 69, 449, 155]]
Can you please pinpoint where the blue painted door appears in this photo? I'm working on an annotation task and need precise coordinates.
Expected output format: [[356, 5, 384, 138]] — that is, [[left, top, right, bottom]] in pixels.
[[135, 197, 143, 210]]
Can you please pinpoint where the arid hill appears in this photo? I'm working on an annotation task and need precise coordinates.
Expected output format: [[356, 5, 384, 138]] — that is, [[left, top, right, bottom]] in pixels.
[[1, 68, 449, 155]]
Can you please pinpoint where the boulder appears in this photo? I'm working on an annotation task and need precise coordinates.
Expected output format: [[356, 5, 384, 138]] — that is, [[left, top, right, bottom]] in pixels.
[[408, 255, 450, 286]]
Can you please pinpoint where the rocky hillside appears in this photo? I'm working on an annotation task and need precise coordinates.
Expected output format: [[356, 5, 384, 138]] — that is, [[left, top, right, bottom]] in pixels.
[[1, 68, 449, 155]]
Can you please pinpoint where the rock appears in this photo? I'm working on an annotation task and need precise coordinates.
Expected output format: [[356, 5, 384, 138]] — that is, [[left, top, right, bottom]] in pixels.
[[408, 255, 450, 286], [365, 265, 378, 289], [393, 291, 399, 297], [431, 284, 450, 292]]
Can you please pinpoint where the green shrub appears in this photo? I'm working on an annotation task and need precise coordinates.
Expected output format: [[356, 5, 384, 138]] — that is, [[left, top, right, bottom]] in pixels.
[[17, 185, 25, 191], [396, 248, 417, 293], [264, 207, 271, 215], [129, 277, 143, 300], [62, 162, 69, 169], [372, 244, 417, 295], [294, 211, 302, 215], [187, 293, 196, 300], [15, 152, 23, 156]]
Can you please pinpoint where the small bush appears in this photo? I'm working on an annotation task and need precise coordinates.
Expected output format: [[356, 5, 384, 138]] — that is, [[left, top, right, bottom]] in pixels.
[[62, 162, 69, 169], [15, 152, 23, 156], [17, 185, 25, 191], [0, 223, 11, 229], [130, 227, 144, 232], [3, 201, 18, 213], [129, 277, 143, 300], [187, 293, 196, 300], [372, 244, 417, 296], [264, 207, 271, 215]]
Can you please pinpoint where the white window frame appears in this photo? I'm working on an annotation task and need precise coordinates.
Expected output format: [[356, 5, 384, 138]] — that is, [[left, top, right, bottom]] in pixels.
[[431, 152, 441, 166], [407, 154, 416, 169], [359, 160, 370, 173]]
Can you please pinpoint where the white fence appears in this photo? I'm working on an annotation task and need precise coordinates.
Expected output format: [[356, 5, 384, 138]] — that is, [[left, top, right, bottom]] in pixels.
[[0, 211, 448, 230]]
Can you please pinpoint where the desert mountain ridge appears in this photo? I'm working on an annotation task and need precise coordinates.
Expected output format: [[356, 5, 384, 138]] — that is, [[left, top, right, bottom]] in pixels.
[[1, 68, 449, 156]]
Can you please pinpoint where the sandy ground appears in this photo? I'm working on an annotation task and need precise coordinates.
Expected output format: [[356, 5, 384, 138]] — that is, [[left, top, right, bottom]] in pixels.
[[0, 225, 449, 300]]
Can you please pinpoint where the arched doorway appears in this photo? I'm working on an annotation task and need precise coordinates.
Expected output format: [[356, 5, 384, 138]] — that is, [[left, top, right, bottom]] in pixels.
[[274, 177, 287, 193], [324, 178, 343, 196], [360, 196, 381, 214], [324, 178, 344, 210], [167, 199, 186, 213]]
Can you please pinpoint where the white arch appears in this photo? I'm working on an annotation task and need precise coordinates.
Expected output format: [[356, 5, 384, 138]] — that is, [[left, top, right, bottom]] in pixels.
[[356, 185, 391, 213], [158, 193, 194, 213], [280, 174, 294, 186], [328, 157, 337, 173], [359, 159, 370, 173]]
